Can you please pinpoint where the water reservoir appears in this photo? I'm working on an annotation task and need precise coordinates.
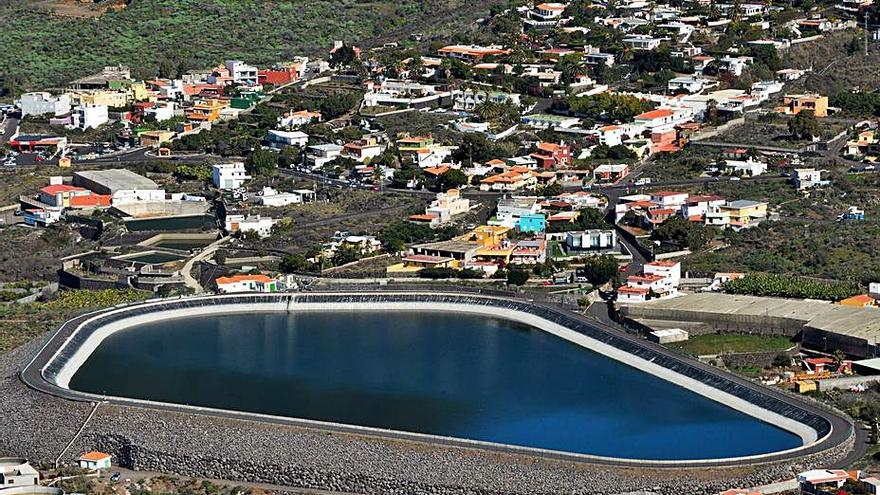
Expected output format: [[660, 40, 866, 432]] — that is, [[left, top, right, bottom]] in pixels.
[[68, 310, 802, 460]]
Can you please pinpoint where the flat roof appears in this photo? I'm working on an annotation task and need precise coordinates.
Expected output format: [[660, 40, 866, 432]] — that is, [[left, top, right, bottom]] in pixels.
[[627, 293, 880, 344], [73, 169, 158, 192]]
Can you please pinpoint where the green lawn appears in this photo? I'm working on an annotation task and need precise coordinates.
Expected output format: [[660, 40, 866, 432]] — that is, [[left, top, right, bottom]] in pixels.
[[669, 333, 794, 356]]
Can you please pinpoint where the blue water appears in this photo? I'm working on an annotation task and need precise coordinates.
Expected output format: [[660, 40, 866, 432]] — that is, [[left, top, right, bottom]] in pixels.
[[69, 311, 802, 460]]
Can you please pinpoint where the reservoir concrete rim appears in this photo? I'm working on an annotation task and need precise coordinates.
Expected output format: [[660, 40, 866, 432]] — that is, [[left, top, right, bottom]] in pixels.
[[22, 291, 853, 468]]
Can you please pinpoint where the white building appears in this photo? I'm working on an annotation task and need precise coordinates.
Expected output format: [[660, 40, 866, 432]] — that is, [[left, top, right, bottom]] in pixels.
[[72, 169, 165, 206], [18, 92, 71, 117], [23, 207, 62, 227], [452, 88, 522, 112], [724, 158, 767, 176], [363, 79, 450, 108], [622, 35, 663, 50], [226, 60, 259, 86], [225, 214, 274, 237], [78, 452, 112, 471], [212, 163, 251, 190], [667, 76, 709, 94], [258, 186, 304, 207], [618, 260, 681, 303], [76, 104, 109, 129], [215, 274, 278, 293], [306, 143, 343, 169], [411, 189, 471, 226], [0, 459, 39, 487], [792, 168, 829, 190], [266, 130, 309, 149], [145, 102, 176, 122], [565, 230, 617, 252]]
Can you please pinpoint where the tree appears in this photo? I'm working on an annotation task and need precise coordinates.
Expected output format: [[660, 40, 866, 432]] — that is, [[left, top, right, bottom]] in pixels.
[[788, 110, 821, 140], [581, 255, 619, 286], [280, 254, 313, 273], [435, 169, 469, 191], [452, 133, 494, 164], [329, 44, 357, 68], [245, 149, 278, 176], [213, 250, 226, 266], [652, 216, 711, 251], [543, 182, 563, 197], [507, 268, 530, 286]]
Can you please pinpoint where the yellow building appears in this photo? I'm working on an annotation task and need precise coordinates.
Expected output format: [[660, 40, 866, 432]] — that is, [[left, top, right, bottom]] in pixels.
[[139, 130, 176, 148], [778, 94, 828, 117], [719, 200, 768, 224], [187, 99, 227, 122], [468, 225, 510, 247], [67, 90, 129, 108], [130, 82, 158, 102]]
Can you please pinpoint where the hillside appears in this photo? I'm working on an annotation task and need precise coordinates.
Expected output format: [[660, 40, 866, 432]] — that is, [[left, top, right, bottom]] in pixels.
[[0, 0, 499, 93]]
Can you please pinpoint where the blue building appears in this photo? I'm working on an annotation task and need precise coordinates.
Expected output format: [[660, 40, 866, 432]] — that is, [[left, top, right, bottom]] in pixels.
[[517, 213, 547, 233]]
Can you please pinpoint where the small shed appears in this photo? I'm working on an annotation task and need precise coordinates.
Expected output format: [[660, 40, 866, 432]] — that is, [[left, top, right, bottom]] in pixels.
[[77, 452, 111, 471]]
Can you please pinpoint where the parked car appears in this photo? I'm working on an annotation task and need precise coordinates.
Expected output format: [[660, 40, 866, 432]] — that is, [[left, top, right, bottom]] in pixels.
[[110, 472, 121, 482]]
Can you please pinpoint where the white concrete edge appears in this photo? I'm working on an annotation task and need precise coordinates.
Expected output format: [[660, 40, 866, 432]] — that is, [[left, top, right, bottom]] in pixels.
[[46, 297, 827, 464]]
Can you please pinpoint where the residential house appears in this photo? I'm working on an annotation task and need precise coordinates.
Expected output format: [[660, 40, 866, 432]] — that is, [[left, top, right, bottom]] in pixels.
[[650, 191, 689, 208], [633, 108, 692, 132], [480, 168, 539, 191], [622, 35, 663, 50], [363, 79, 450, 108], [409, 189, 471, 227], [724, 158, 767, 176], [258, 187, 306, 207], [306, 143, 343, 169], [667, 76, 710, 94], [75, 104, 109, 129], [681, 194, 726, 221], [491, 196, 541, 228], [212, 163, 250, 190], [0, 459, 39, 487], [186, 99, 226, 122], [78, 452, 112, 471], [139, 130, 176, 148], [437, 45, 511, 63], [530, 142, 571, 169], [216, 274, 278, 293], [266, 130, 309, 149], [23, 207, 62, 227], [18, 92, 71, 117], [797, 469, 853, 494], [225, 60, 259, 86], [342, 136, 384, 162], [777, 94, 828, 117], [718, 199, 768, 228], [792, 168, 829, 189], [524, 2, 570, 29], [584, 46, 616, 66], [225, 214, 274, 238], [452, 89, 521, 112], [593, 163, 630, 184], [565, 230, 617, 253], [278, 110, 322, 128], [618, 261, 681, 303], [718, 56, 753, 76], [521, 113, 582, 129]]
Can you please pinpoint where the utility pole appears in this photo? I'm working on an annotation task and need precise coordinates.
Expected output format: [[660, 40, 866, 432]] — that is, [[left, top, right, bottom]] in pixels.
[[866, 12, 870, 56]]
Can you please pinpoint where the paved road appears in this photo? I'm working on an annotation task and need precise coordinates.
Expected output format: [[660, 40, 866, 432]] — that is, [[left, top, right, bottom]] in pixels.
[[0, 116, 19, 145], [182, 236, 230, 292]]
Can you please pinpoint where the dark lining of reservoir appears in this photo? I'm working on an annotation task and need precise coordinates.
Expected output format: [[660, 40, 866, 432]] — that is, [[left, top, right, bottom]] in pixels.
[[68, 311, 802, 460]]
